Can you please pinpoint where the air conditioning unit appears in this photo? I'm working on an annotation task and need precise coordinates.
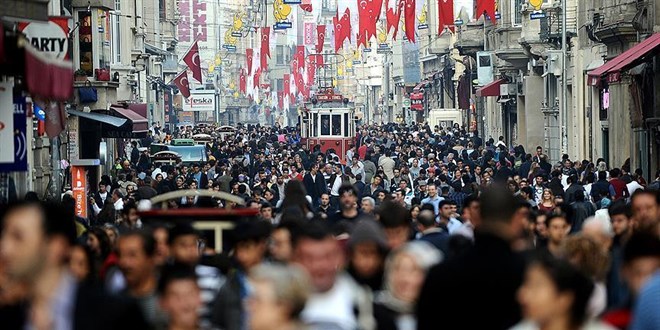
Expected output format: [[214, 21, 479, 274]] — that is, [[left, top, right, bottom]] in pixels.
[[476, 51, 495, 86], [500, 84, 518, 96]]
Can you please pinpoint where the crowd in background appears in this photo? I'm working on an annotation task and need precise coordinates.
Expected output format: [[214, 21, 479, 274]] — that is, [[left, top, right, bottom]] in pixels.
[[1, 121, 659, 330]]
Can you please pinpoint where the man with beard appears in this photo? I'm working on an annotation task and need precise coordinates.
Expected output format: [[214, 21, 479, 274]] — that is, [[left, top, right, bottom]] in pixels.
[[328, 185, 362, 229]]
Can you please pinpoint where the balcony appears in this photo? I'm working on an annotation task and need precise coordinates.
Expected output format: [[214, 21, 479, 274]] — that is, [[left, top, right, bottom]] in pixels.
[[429, 33, 453, 55], [588, 0, 653, 46], [494, 26, 527, 69], [71, 0, 113, 10], [454, 22, 485, 56], [73, 80, 120, 110], [1, 0, 48, 22]]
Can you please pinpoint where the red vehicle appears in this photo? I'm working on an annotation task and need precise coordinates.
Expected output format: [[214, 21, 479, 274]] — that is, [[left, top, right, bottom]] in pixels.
[[299, 89, 356, 163]]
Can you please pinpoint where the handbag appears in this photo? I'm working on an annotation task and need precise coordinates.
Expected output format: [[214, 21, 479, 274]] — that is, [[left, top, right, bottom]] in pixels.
[[95, 68, 110, 81], [78, 81, 98, 103]]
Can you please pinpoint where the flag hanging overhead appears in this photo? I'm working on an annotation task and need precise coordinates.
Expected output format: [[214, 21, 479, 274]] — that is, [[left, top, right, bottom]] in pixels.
[[316, 25, 326, 53], [260, 27, 271, 70], [437, 0, 454, 34], [239, 69, 246, 93], [246, 48, 254, 75], [182, 40, 202, 83], [475, 0, 497, 24], [404, 0, 416, 43], [173, 71, 191, 98]]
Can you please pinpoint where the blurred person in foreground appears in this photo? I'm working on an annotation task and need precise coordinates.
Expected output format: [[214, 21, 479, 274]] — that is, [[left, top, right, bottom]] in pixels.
[[417, 185, 527, 330], [511, 254, 616, 330], [373, 241, 442, 330], [293, 220, 375, 330], [157, 263, 209, 330], [0, 201, 148, 329], [247, 264, 312, 330]]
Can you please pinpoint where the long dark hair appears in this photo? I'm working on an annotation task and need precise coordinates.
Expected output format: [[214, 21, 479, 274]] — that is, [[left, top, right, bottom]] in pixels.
[[88, 227, 112, 261]]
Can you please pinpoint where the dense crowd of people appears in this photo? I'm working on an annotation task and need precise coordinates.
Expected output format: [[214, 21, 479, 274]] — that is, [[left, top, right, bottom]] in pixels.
[[1, 121, 660, 330]]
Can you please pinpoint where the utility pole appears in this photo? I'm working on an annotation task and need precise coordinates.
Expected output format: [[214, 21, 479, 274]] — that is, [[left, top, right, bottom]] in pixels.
[[383, 51, 391, 123]]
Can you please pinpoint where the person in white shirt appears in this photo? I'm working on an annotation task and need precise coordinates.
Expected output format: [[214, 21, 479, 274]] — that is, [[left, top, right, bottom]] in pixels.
[[626, 174, 644, 196], [294, 222, 375, 330]]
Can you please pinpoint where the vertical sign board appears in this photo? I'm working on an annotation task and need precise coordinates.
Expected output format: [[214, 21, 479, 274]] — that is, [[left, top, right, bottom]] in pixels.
[[0, 85, 28, 173], [71, 166, 88, 218]]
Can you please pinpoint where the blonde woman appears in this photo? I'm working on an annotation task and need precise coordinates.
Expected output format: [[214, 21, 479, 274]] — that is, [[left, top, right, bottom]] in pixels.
[[538, 189, 556, 213]]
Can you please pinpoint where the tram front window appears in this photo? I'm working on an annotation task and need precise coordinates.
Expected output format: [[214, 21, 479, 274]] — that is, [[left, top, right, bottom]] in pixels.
[[321, 114, 330, 135], [332, 114, 341, 136]]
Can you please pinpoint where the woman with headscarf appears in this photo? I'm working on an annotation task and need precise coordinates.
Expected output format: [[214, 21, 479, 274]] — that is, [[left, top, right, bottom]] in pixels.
[[373, 241, 442, 330]]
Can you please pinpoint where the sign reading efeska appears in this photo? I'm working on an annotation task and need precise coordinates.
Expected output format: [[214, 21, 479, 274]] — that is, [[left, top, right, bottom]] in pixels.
[[183, 90, 216, 112]]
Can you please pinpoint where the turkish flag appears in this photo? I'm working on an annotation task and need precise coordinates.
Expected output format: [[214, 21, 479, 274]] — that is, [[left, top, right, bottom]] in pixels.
[[295, 46, 305, 71], [183, 40, 202, 83], [316, 25, 326, 53], [277, 91, 284, 110], [300, 0, 313, 12], [476, 0, 497, 24], [307, 56, 317, 88], [173, 71, 190, 98], [333, 12, 343, 51], [283, 74, 290, 97], [253, 68, 261, 89], [246, 48, 254, 75], [404, 0, 416, 43], [239, 70, 246, 93], [367, 0, 382, 38], [438, 0, 454, 34], [261, 27, 270, 58], [340, 9, 351, 46]]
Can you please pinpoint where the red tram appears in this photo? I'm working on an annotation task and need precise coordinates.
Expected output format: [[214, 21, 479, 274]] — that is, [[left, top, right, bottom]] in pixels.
[[299, 89, 356, 163]]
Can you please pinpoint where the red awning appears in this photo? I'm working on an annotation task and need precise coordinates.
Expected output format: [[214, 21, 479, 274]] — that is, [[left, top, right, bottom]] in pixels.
[[24, 41, 73, 101], [588, 33, 660, 86], [476, 78, 506, 97], [413, 80, 430, 92], [112, 107, 148, 134]]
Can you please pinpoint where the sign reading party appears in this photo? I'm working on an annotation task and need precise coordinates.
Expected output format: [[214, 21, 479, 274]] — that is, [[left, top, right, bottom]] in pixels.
[[18, 17, 70, 60]]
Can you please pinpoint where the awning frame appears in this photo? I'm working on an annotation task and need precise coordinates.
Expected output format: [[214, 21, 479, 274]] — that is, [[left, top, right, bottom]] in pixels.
[[587, 33, 660, 86], [476, 78, 507, 97]]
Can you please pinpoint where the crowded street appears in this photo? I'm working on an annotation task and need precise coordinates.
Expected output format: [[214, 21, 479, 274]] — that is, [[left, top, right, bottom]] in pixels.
[[1, 0, 660, 330]]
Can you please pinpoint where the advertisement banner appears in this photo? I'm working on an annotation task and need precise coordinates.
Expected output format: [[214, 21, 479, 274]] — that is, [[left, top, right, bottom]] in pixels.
[[0, 87, 28, 173], [304, 22, 316, 46], [182, 90, 216, 112], [71, 166, 88, 219], [18, 16, 70, 60]]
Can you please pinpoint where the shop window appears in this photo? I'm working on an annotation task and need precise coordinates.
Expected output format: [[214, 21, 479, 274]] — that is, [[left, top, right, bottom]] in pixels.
[[78, 11, 94, 76]]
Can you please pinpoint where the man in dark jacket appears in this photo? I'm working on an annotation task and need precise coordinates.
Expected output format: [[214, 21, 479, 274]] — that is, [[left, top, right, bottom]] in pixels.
[[416, 208, 449, 253], [591, 171, 614, 204], [570, 190, 596, 233], [303, 162, 328, 208], [417, 186, 526, 330], [564, 175, 584, 205]]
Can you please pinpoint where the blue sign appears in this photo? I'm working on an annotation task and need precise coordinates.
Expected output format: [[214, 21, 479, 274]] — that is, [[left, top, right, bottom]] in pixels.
[[274, 22, 292, 30], [0, 95, 28, 172], [363, 48, 372, 53], [34, 104, 46, 121], [283, 0, 301, 3], [454, 19, 464, 25], [530, 11, 546, 19], [223, 44, 237, 51], [418, 24, 428, 30], [231, 31, 242, 37], [402, 41, 421, 84], [352, 60, 361, 65]]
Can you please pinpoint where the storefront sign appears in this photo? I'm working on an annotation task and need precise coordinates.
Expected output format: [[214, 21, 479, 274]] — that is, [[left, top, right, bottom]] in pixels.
[[183, 90, 216, 112], [18, 17, 70, 60], [0, 86, 28, 173], [71, 166, 88, 219]]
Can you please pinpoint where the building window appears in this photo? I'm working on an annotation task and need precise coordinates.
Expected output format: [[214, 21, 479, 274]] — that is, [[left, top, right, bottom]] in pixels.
[[111, 0, 121, 63], [78, 11, 94, 75], [512, 0, 522, 26], [276, 45, 284, 65]]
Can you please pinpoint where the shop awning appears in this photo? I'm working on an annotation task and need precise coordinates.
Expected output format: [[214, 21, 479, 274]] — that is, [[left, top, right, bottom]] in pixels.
[[588, 33, 660, 86], [112, 107, 148, 134], [476, 78, 506, 97], [413, 80, 431, 92], [68, 109, 148, 139], [24, 40, 73, 101]]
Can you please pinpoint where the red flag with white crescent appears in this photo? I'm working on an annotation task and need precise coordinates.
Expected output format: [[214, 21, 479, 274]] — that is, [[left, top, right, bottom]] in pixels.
[[261, 27, 270, 58], [183, 40, 202, 83], [295, 46, 305, 71], [253, 68, 261, 89], [333, 12, 342, 52], [283, 74, 290, 97], [404, 0, 416, 43], [246, 48, 254, 75], [438, 0, 455, 34], [300, 0, 313, 12], [239, 70, 246, 93], [173, 71, 191, 98], [277, 91, 284, 109], [340, 9, 351, 46], [476, 0, 497, 24], [316, 25, 326, 53]]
